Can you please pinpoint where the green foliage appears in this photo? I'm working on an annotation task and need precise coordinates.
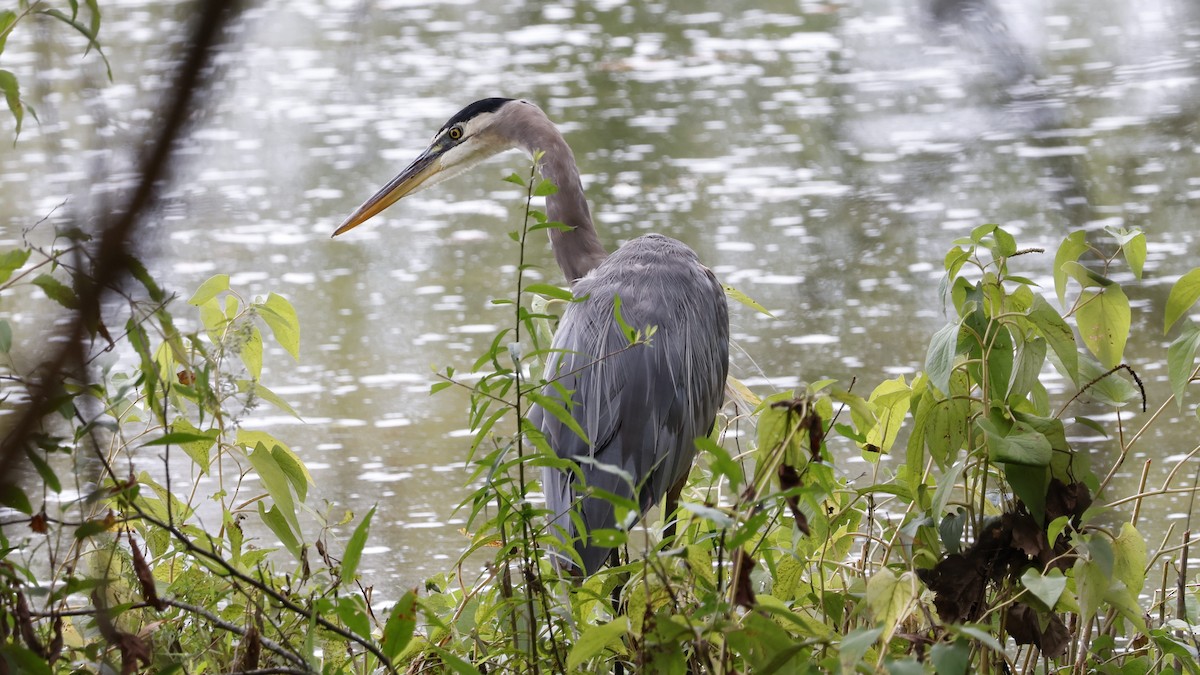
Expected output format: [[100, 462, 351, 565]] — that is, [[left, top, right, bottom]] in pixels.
[[0, 229, 388, 671], [4, 156, 1199, 673], [1, 1, 111, 139]]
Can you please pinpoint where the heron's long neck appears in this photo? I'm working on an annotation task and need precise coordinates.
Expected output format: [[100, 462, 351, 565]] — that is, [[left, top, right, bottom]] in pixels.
[[523, 129, 609, 283]]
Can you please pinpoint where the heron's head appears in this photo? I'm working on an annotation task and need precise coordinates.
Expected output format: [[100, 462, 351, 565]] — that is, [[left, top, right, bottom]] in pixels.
[[333, 97, 534, 237]]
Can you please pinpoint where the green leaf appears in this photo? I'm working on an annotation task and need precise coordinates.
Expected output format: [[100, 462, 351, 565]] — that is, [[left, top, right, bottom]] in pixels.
[[533, 178, 558, 196], [0, 69, 24, 136], [503, 172, 526, 186], [1077, 356, 1140, 407], [249, 442, 299, 533], [429, 647, 485, 675], [1165, 268, 1200, 334], [257, 501, 301, 558], [1123, 232, 1146, 279], [1075, 286, 1130, 369], [167, 419, 218, 471], [1026, 295, 1078, 384], [0, 483, 32, 514], [992, 227, 1017, 257], [237, 380, 301, 419], [568, 617, 629, 670], [1053, 231, 1089, 306], [866, 569, 917, 644], [724, 284, 775, 317], [865, 376, 910, 453], [838, 627, 882, 672], [978, 418, 1052, 466], [1167, 325, 1200, 407], [257, 292, 300, 360], [1021, 567, 1067, 609], [382, 590, 418, 663], [341, 506, 375, 584], [0, 248, 30, 284], [1112, 522, 1147, 596], [930, 640, 970, 675], [0, 644, 53, 675], [141, 431, 217, 447], [34, 8, 111, 79], [240, 326, 263, 379], [925, 321, 960, 396], [0, 11, 17, 53], [523, 282, 573, 301], [188, 274, 229, 306], [32, 274, 77, 309], [270, 443, 310, 502]]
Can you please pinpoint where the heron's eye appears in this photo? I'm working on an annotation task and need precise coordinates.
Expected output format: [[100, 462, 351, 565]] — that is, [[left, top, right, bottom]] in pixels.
[[448, 126, 464, 141]]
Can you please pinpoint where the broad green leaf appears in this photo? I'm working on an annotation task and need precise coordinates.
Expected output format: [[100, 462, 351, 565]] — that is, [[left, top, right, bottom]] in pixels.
[[1005, 463, 1049, 524], [503, 172, 525, 186], [0, 483, 32, 514], [1026, 295, 1078, 383], [429, 647, 484, 675], [1123, 232, 1146, 279], [1053, 231, 1089, 306], [188, 273, 229, 305], [249, 442, 299, 533], [523, 282, 572, 301], [1077, 356, 1141, 408], [141, 430, 217, 447], [270, 443, 309, 502], [724, 284, 774, 317], [1112, 522, 1147, 596], [257, 292, 300, 360], [341, 506, 375, 584], [1020, 567, 1067, 609], [237, 380, 301, 419], [167, 419, 218, 471], [930, 640, 970, 675], [866, 568, 917, 644], [978, 418, 1052, 466], [925, 321, 960, 395], [1008, 334, 1047, 401], [931, 455, 967, 520], [0, 69, 24, 136], [567, 617, 629, 670], [0, 248, 30, 284], [1075, 544, 1111, 622], [257, 501, 301, 558], [0, 12, 17, 53], [1165, 268, 1200, 334], [382, 590, 418, 662], [1075, 286, 1130, 369], [992, 227, 1017, 257], [865, 376, 909, 453], [1167, 325, 1200, 407], [240, 325, 263, 379], [32, 274, 77, 308], [838, 627, 882, 672], [0, 644, 53, 675], [532, 178, 558, 196]]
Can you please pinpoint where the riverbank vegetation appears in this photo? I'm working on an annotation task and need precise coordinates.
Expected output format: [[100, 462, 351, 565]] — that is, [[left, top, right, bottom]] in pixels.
[[3, 3, 1200, 673]]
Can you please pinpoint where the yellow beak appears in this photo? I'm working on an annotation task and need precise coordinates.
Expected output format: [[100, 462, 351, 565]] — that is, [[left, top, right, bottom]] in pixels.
[[332, 145, 444, 237]]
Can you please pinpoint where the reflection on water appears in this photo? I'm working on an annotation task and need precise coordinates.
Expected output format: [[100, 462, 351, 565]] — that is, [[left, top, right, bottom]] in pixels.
[[2, 0, 1198, 587]]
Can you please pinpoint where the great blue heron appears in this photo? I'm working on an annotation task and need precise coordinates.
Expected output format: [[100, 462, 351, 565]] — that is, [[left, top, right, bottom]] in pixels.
[[333, 98, 729, 575]]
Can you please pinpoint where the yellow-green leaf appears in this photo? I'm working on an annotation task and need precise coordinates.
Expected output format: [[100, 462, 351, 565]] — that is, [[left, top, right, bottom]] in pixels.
[[188, 274, 229, 306], [866, 568, 917, 644], [567, 617, 629, 670], [1165, 268, 1200, 334], [1075, 286, 1130, 369], [258, 292, 300, 360], [724, 284, 774, 317]]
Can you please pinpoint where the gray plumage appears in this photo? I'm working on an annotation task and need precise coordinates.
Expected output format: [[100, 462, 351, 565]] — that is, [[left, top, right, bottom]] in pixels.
[[333, 98, 730, 576]]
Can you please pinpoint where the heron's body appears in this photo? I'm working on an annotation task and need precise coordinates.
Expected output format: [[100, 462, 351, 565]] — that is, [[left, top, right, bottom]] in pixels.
[[333, 98, 729, 575]]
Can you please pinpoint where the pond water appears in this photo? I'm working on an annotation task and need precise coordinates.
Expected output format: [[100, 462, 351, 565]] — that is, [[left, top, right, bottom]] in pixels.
[[2, 0, 1199, 589]]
